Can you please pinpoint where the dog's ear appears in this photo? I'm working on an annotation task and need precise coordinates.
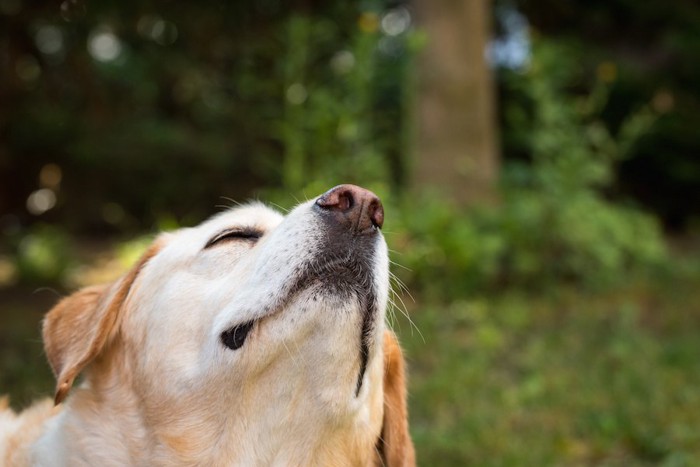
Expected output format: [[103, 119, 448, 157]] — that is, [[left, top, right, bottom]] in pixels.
[[379, 330, 416, 467], [43, 244, 160, 405]]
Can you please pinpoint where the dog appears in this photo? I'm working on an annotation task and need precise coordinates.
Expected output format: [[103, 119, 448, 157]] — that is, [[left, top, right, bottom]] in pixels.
[[0, 185, 415, 466]]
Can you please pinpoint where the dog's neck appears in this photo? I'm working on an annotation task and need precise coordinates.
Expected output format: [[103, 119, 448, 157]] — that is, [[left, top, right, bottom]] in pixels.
[[30, 345, 385, 466]]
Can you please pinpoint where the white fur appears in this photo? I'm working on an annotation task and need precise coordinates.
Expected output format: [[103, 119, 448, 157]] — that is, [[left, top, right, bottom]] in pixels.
[[25, 198, 389, 466]]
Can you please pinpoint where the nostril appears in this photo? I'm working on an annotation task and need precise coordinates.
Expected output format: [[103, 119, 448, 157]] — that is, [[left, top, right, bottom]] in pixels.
[[316, 187, 354, 212], [337, 190, 353, 211], [369, 200, 384, 229], [316, 184, 384, 234]]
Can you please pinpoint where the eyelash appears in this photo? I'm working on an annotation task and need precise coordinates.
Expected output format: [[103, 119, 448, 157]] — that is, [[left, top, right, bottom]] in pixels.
[[204, 228, 262, 249]]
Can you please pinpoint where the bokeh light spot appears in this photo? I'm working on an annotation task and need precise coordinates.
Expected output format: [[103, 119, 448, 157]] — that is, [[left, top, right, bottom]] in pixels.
[[330, 50, 355, 75], [381, 7, 411, 36], [35, 25, 64, 56], [286, 83, 307, 105], [0, 256, 17, 287], [358, 12, 379, 33], [137, 15, 178, 45], [488, 6, 530, 70], [26, 188, 56, 215], [88, 28, 123, 62], [39, 164, 62, 189]]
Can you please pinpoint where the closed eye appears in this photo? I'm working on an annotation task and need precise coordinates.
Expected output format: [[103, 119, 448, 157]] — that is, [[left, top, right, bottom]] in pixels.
[[204, 228, 262, 249]]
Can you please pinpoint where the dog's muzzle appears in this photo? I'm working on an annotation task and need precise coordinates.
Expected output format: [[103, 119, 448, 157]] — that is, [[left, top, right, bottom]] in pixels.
[[221, 185, 385, 366], [315, 184, 384, 394]]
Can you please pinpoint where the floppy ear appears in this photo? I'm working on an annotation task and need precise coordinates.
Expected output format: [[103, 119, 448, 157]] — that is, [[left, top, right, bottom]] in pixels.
[[379, 330, 416, 466], [43, 244, 160, 405]]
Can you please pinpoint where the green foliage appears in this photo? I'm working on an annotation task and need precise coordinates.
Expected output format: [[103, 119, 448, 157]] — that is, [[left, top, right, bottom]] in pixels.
[[2, 2, 411, 233], [272, 11, 415, 201], [14, 224, 73, 284], [392, 40, 666, 295], [278, 13, 390, 191], [115, 234, 156, 268], [400, 275, 700, 465], [507, 0, 700, 227], [498, 40, 667, 286]]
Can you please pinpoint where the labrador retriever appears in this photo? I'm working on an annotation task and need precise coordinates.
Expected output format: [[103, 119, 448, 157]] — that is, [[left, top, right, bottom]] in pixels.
[[0, 185, 415, 466]]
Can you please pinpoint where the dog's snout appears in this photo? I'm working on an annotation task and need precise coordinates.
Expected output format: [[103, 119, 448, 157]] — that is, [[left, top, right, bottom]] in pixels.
[[315, 184, 384, 232]]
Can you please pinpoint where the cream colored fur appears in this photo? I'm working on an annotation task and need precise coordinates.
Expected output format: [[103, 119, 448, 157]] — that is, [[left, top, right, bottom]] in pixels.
[[1, 196, 414, 466]]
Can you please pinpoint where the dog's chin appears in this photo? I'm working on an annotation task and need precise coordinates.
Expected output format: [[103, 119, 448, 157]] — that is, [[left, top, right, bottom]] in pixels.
[[220, 270, 376, 351], [291, 263, 380, 395], [220, 258, 381, 396]]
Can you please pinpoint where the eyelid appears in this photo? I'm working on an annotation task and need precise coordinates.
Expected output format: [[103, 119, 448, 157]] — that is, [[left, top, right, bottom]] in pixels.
[[204, 228, 262, 249]]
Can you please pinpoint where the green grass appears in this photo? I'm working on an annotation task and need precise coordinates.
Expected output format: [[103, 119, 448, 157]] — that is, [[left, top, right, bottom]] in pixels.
[[396, 275, 700, 466]]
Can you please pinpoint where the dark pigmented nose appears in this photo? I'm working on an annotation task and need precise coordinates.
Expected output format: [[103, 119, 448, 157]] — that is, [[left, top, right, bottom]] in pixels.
[[315, 184, 384, 233]]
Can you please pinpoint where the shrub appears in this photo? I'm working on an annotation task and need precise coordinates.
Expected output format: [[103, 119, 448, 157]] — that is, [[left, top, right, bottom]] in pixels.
[[390, 40, 667, 296]]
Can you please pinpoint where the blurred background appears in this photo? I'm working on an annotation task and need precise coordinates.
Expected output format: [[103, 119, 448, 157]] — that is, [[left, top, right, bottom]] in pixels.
[[2, 0, 700, 464]]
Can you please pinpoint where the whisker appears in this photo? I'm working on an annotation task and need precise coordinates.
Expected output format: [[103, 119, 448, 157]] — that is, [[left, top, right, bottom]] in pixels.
[[387, 296, 399, 330], [32, 287, 62, 298], [373, 434, 388, 467], [218, 196, 242, 207], [389, 258, 412, 273], [269, 202, 290, 213], [388, 286, 423, 342], [389, 270, 415, 303]]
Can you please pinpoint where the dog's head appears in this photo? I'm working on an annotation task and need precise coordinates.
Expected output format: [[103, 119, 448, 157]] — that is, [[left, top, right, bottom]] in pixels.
[[42, 185, 414, 465]]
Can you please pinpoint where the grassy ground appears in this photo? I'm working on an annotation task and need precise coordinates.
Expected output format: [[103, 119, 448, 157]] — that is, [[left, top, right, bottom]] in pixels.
[[398, 274, 700, 466], [1, 251, 700, 465]]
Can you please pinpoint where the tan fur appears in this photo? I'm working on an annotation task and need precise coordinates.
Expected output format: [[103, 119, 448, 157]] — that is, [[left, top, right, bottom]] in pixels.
[[1, 200, 414, 466], [1, 399, 58, 467], [43, 243, 162, 404], [378, 331, 416, 466]]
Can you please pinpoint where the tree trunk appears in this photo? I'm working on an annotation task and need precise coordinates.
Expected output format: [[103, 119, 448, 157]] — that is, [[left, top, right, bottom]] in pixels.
[[413, 0, 499, 206]]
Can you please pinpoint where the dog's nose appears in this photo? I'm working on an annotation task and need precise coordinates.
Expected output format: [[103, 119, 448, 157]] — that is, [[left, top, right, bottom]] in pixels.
[[315, 184, 384, 232]]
